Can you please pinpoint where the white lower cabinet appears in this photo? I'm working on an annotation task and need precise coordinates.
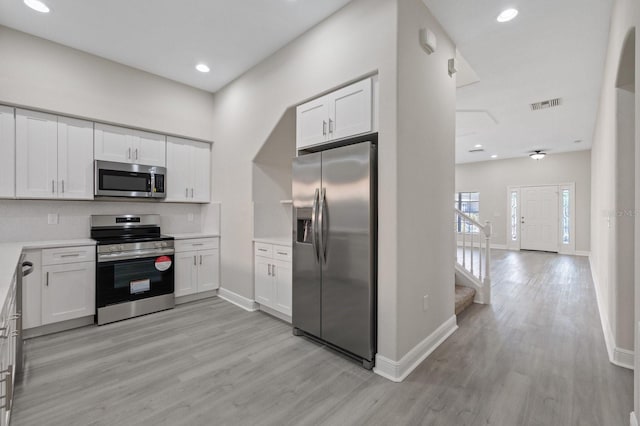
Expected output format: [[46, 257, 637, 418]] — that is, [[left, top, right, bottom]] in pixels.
[[174, 238, 220, 298], [254, 242, 292, 318], [22, 246, 96, 330]]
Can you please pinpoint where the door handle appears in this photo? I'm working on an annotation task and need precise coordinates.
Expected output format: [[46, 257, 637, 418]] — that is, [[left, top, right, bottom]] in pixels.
[[272, 264, 276, 277], [199, 255, 203, 265], [135, 149, 139, 160], [328, 118, 334, 134], [46, 272, 49, 286], [322, 120, 327, 136], [311, 188, 320, 263], [319, 188, 328, 263], [61, 180, 65, 194], [52, 180, 55, 194], [267, 264, 272, 276]]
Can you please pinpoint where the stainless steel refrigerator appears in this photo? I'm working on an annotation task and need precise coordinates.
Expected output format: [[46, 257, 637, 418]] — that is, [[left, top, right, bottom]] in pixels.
[[292, 141, 377, 369]]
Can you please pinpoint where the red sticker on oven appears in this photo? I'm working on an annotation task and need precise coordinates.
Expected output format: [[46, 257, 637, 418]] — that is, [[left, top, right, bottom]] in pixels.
[[155, 256, 172, 271]]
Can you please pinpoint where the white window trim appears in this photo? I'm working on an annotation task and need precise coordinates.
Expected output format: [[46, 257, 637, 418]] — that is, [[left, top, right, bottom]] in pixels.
[[505, 183, 576, 254]]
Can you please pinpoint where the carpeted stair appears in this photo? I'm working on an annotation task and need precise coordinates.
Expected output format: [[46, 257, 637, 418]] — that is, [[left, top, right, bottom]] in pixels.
[[455, 285, 476, 315]]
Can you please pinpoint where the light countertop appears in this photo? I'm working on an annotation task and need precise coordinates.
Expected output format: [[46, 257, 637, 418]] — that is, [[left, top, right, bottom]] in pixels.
[[170, 233, 220, 240], [253, 237, 292, 246]]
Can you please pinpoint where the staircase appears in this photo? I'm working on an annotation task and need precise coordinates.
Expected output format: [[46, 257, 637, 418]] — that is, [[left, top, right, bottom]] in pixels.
[[454, 208, 492, 310]]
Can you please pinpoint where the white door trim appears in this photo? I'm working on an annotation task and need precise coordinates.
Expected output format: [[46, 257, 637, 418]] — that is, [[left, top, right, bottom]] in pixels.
[[506, 182, 576, 254]]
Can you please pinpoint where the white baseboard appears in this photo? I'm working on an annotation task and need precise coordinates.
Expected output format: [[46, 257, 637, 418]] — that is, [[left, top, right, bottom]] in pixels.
[[589, 257, 634, 370], [175, 289, 218, 305], [218, 287, 259, 312], [259, 304, 292, 323], [574, 250, 590, 257], [490, 243, 507, 250], [631, 411, 638, 426], [374, 315, 458, 382]]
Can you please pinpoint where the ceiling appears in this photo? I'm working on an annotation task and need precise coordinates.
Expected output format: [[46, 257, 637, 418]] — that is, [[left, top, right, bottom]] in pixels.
[[423, 0, 613, 164], [0, 0, 352, 92]]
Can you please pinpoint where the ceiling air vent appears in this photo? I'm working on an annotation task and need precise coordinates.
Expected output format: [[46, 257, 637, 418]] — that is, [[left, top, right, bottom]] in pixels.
[[530, 98, 561, 111], [468, 148, 485, 153]]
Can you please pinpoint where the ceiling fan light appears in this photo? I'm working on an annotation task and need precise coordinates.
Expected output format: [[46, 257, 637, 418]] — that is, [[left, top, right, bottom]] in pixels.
[[529, 151, 546, 160]]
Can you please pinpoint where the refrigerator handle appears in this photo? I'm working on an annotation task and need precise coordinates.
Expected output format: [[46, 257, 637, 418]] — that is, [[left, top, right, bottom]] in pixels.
[[319, 188, 327, 263], [312, 188, 320, 262]]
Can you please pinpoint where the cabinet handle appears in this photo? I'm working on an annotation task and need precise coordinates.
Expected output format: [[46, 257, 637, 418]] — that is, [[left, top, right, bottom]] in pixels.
[[329, 118, 334, 134], [46, 272, 49, 286], [277, 252, 288, 255], [258, 248, 267, 252], [135, 148, 139, 160], [199, 255, 203, 265], [51, 180, 55, 194], [193, 256, 197, 266], [60, 253, 80, 258], [128, 148, 131, 160], [186, 188, 189, 198], [0, 365, 13, 411], [272, 264, 276, 276], [322, 120, 327, 136], [268, 264, 271, 276], [192, 243, 204, 247], [61, 180, 65, 193], [191, 188, 194, 198]]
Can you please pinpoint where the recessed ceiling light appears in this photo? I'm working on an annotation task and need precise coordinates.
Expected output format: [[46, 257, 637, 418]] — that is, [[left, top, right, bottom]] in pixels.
[[24, 0, 50, 13], [491, 155, 498, 159], [195, 64, 210, 73], [497, 8, 518, 23], [474, 144, 483, 148]]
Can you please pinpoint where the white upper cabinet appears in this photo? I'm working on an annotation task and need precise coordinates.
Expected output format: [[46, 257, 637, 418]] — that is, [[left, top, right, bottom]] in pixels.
[[57, 117, 94, 200], [16, 110, 93, 200], [16, 110, 59, 199], [166, 136, 211, 203], [296, 77, 373, 151], [95, 123, 166, 167], [0, 106, 15, 198]]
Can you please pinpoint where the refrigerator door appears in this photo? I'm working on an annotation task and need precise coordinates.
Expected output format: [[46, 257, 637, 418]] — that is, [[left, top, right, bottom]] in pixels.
[[320, 142, 376, 361], [292, 152, 322, 338]]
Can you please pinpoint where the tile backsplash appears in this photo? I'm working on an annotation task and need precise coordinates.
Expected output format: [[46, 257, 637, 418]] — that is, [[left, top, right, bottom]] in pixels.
[[0, 199, 218, 243]]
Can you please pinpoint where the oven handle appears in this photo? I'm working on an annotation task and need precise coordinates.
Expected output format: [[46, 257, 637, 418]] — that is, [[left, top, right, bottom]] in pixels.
[[97, 249, 175, 263]]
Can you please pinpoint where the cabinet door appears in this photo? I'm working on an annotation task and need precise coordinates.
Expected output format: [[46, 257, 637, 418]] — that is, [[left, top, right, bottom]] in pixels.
[[191, 141, 211, 203], [197, 249, 219, 292], [42, 262, 95, 325], [175, 251, 197, 297], [94, 123, 134, 163], [273, 259, 292, 317], [0, 106, 15, 198], [57, 117, 94, 200], [22, 250, 42, 330], [328, 78, 372, 141], [296, 95, 329, 150], [254, 256, 274, 307], [134, 130, 166, 167], [15, 109, 58, 199], [165, 137, 192, 202]]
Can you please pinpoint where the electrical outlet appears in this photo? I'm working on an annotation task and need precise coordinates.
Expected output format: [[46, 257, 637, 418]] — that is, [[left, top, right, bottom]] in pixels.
[[47, 213, 58, 225], [187, 213, 194, 222], [423, 294, 429, 311]]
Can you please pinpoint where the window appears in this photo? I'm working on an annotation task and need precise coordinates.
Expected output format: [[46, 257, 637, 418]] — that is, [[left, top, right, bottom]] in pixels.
[[455, 192, 479, 233], [561, 189, 570, 244], [510, 191, 518, 241]]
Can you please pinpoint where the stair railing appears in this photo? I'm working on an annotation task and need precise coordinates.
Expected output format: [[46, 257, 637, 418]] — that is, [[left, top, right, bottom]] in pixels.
[[454, 208, 492, 304]]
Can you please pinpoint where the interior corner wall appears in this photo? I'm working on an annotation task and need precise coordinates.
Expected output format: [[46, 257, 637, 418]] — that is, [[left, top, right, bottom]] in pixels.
[[589, 0, 638, 410], [395, 0, 457, 358], [207, 0, 400, 361], [455, 150, 592, 252]]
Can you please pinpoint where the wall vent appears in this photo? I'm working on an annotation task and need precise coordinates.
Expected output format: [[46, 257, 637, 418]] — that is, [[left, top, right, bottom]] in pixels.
[[468, 148, 485, 153], [530, 98, 561, 111]]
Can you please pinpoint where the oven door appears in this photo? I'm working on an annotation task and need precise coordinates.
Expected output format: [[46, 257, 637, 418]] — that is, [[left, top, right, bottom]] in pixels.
[[96, 254, 174, 308]]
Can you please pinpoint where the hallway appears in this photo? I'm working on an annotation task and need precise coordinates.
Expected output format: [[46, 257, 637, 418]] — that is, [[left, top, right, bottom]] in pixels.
[[12, 251, 632, 425]]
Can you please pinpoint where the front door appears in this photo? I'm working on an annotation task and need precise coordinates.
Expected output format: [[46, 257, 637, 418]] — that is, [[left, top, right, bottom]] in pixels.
[[521, 185, 559, 252]]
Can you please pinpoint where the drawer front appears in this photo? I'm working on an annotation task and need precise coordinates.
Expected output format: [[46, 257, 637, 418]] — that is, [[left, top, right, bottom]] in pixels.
[[175, 238, 219, 253], [272, 245, 292, 262], [42, 246, 95, 266], [254, 243, 273, 258]]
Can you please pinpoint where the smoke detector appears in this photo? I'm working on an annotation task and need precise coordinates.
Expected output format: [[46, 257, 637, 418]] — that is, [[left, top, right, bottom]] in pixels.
[[530, 98, 561, 111]]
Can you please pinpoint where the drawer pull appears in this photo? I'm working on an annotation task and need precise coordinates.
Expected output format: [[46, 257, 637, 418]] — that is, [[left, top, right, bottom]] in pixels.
[[191, 243, 204, 247], [258, 248, 267, 252], [277, 252, 288, 255], [60, 253, 81, 258]]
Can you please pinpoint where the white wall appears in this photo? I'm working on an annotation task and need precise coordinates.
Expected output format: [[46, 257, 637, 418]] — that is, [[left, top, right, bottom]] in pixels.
[[456, 150, 592, 253], [589, 0, 639, 416], [0, 26, 219, 243], [205, 0, 400, 361], [396, 0, 457, 358]]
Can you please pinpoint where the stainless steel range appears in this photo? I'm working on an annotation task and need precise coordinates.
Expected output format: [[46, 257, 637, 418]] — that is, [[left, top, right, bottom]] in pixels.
[[91, 214, 175, 325]]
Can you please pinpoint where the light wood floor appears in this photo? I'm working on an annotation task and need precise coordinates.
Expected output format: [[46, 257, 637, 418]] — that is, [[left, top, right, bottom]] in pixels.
[[12, 250, 633, 425]]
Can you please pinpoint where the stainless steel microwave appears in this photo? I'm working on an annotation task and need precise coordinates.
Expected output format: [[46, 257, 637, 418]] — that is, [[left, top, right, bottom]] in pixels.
[[95, 160, 166, 199]]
